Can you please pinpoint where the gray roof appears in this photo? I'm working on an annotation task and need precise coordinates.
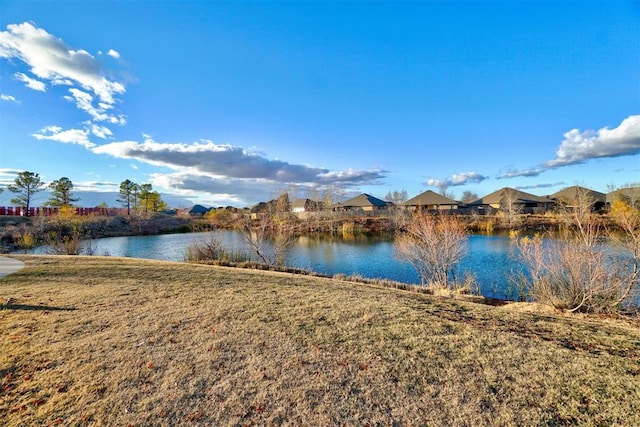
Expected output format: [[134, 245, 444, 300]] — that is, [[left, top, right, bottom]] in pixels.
[[470, 187, 553, 205], [337, 193, 388, 208], [403, 190, 458, 207], [189, 204, 210, 215], [291, 198, 322, 210], [607, 187, 640, 204], [549, 186, 605, 203]]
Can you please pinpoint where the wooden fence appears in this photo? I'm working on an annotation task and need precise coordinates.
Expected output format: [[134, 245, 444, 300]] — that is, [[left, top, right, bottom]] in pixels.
[[0, 206, 124, 217]]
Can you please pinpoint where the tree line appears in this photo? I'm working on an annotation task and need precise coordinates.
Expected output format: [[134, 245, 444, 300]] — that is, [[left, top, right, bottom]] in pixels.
[[1, 171, 166, 216]]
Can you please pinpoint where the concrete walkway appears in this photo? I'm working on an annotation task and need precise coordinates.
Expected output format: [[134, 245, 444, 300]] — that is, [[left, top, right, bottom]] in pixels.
[[0, 257, 25, 278]]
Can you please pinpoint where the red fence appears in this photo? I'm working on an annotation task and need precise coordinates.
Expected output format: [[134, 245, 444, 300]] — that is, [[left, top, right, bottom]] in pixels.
[[0, 206, 123, 217]]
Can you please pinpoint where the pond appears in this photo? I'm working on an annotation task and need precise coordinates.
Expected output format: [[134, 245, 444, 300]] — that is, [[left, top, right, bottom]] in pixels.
[[26, 230, 526, 300]]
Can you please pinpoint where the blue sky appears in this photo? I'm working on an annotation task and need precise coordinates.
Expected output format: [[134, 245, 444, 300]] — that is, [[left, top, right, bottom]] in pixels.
[[0, 1, 638, 208]]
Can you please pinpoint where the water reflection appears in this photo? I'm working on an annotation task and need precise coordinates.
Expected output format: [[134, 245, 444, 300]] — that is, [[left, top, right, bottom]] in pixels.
[[30, 231, 524, 299]]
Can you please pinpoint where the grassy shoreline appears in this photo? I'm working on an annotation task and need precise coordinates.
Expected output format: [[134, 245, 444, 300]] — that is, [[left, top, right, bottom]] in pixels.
[[1, 255, 639, 425]]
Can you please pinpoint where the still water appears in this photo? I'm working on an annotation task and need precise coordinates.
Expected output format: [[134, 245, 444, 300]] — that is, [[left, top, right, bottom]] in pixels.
[[29, 231, 523, 299]]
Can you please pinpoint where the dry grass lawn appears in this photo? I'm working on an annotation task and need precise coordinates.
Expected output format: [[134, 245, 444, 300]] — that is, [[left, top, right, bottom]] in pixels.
[[1, 255, 639, 426]]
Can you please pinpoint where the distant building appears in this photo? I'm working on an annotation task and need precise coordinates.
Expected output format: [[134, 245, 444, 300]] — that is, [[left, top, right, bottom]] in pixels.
[[403, 190, 458, 211], [607, 186, 640, 208], [188, 204, 210, 216], [548, 186, 606, 212], [291, 198, 323, 213], [334, 193, 388, 212], [469, 187, 554, 214]]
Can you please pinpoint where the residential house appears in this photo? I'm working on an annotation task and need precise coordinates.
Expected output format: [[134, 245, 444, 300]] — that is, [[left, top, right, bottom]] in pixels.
[[469, 187, 554, 214], [606, 186, 640, 208], [548, 186, 606, 212], [334, 193, 389, 212], [291, 198, 323, 213], [188, 204, 210, 216], [402, 190, 458, 211]]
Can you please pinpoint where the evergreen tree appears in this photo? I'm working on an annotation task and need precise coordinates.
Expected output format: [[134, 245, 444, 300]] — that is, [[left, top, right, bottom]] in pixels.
[[117, 179, 137, 215], [46, 177, 79, 207], [7, 171, 45, 216]]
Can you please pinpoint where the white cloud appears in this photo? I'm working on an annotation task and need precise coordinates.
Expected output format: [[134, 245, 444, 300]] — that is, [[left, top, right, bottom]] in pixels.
[[427, 172, 488, 189], [0, 22, 125, 105], [496, 167, 545, 179], [14, 71, 46, 91], [499, 115, 640, 179], [32, 125, 95, 149], [545, 115, 640, 168], [0, 94, 17, 102], [73, 180, 118, 192], [64, 88, 126, 125], [516, 181, 565, 190], [90, 137, 387, 205], [92, 138, 387, 186], [89, 124, 113, 139], [107, 49, 120, 59]]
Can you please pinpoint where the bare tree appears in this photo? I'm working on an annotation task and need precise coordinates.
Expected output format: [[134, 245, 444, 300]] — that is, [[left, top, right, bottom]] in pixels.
[[385, 189, 408, 206], [513, 206, 639, 313], [242, 205, 295, 267], [499, 188, 522, 228], [394, 212, 468, 290], [461, 190, 479, 204], [385, 189, 409, 227]]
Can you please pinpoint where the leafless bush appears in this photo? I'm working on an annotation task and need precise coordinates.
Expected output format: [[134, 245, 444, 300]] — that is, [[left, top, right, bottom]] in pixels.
[[186, 231, 225, 262], [242, 214, 296, 267], [513, 208, 639, 313], [46, 230, 95, 255], [394, 213, 469, 290]]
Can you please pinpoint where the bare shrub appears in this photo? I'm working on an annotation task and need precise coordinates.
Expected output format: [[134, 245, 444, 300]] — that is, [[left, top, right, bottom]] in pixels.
[[394, 213, 469, 290], [46, 230, 94, 255], [513, 208, 639, 313], [186, 231, 225, 262], [45, 213, 95, 255], [242, 213, 296, 267], [608, 200, 640, 305]]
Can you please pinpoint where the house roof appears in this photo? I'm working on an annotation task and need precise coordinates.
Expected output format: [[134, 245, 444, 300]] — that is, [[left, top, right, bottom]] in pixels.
[[606, 187, 640, 204], [549, 186, 605, 203], [337, 193, 388, 208], [469, 187, 553, 205], [189, 204, 210, 215], [291, 198, 321, 209], [403, 190, 458, 206], [250, 200, 274, 213]]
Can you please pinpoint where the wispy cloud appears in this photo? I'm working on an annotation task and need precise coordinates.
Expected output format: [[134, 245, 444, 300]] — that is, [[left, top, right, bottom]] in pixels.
[[0, 22, 125, 104], [14, 71, 46, 91], [64, 88, 126, 126], [496, 167, 545, 179], [498, 115, 640, 179], [427, 172, 488, 189], [0, 94, 18, 102], [0, 22, 127, 140], [515, 181, 565, 190], [32, 125, 95, 149]]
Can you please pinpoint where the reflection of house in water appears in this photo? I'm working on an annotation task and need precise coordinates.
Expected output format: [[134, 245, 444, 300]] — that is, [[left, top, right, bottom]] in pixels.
[[402, 190, 458, 212], [468, 187, 554, 214]]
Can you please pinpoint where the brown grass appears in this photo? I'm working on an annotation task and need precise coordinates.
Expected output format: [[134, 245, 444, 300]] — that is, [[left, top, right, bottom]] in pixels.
[[1, 255, 639, 426]]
